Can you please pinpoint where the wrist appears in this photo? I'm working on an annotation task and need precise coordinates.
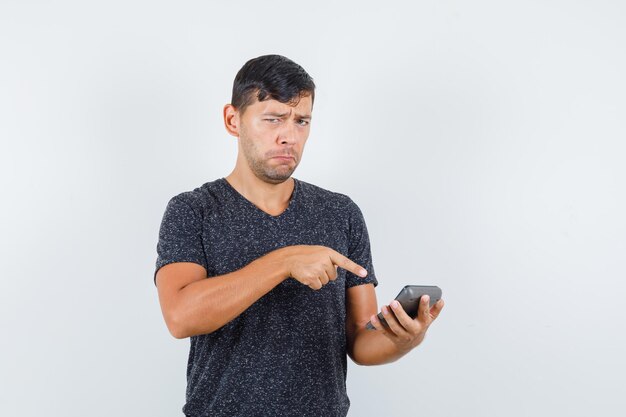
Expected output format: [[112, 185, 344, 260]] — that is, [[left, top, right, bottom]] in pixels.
[[267, 246, 292, 281]]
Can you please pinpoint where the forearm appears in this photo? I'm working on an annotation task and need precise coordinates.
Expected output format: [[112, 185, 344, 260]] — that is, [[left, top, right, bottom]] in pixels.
[[172, 249, 288, 338], [349, 328, 423, 366]]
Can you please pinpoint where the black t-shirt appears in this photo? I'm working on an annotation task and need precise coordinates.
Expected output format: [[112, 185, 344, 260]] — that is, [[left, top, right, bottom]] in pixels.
[[154, 177, 378, 417]]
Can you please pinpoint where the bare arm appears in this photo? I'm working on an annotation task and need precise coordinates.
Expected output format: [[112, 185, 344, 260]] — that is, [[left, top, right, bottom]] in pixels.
[[346, 284, 444, 365], [156, 249, 288, 339], [156, 245, 368, 339]]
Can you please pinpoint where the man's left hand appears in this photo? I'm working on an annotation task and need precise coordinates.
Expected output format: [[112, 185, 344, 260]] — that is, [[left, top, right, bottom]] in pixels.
[[369, 295, 445, 353]]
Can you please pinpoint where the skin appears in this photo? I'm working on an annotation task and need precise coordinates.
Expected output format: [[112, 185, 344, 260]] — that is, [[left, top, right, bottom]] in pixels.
[[222, 93, 312, 214], [156, 90, 444, 365]]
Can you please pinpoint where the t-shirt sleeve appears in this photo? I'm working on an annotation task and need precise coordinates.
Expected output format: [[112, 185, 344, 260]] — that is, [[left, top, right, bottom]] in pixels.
[[153, 195, 208, 286], [345, 199, 378, 288]]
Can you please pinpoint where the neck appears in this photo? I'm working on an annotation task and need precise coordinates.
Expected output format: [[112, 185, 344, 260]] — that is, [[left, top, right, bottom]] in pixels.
[[224, 171, 295, 212]]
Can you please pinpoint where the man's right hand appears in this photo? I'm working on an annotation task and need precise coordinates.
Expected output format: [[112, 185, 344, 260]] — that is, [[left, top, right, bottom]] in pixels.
[[277, 245, 368, 290]]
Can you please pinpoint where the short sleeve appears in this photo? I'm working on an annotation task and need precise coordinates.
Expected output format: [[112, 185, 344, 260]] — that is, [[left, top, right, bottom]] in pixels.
[[345, 200, 378, 288], [153, 195, 208, 286]]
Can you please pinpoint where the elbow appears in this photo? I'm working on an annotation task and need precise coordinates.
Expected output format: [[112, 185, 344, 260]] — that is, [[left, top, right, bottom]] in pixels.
[[165, 311, 189, 339], [166, 313, 220, 339], [170, 324, 218, 339], [346, 332, 369, 366], [169, 325, 188, 340], [346, 344, 367, 366], [349, 354, 365, 366], [167, 325, 189, 339], [349, 351, 389, 367], [349, 352, 372, 367]]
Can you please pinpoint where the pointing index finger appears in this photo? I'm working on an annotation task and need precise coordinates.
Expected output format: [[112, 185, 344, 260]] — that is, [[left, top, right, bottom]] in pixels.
[[329, 250, 367, 278]]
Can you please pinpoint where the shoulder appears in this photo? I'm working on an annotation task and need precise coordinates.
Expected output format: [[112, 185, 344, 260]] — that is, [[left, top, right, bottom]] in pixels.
[[295, 177, 358, 212], [165, 178, 224, 215]]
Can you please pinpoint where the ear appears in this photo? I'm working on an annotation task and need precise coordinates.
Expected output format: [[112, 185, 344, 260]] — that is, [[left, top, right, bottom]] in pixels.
[[223, 104, 240, 137]]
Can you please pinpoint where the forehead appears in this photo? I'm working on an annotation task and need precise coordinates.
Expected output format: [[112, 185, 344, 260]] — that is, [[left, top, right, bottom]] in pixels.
[[245, 94, 313, 116]]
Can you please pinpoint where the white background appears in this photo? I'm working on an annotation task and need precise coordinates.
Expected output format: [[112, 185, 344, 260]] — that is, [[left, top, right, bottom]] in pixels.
[[1, 1, 625, 416]]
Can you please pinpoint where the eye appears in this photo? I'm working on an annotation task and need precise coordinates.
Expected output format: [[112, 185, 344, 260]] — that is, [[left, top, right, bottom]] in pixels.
[[264, 118, 280, 123], [297, 119, 310, 126]]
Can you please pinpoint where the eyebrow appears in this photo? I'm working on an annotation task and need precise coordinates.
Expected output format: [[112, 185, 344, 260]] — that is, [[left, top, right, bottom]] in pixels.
[[261, 112, 311, 119]]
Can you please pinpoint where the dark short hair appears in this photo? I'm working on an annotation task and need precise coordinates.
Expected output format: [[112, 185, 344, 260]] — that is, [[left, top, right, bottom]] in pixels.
[[231, 54, 316, 115]]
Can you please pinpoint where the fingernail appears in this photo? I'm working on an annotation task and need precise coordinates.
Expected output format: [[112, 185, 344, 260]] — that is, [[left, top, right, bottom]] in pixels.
[[359, 269, 367, 277], [392, 300, 399, 308], [371, 315, 378, 323], [382, 306, 389, 315]]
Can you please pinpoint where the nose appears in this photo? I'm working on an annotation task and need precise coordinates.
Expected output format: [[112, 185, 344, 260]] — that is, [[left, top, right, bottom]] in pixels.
[[277, 120, 298, 145]]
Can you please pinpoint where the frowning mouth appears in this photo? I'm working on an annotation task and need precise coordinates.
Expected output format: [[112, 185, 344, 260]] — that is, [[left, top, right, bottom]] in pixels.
[[272, 155, 295, 160]]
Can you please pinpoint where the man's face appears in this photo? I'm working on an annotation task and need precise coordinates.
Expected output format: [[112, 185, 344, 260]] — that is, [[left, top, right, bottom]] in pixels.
[[236, 94, 312, 184]]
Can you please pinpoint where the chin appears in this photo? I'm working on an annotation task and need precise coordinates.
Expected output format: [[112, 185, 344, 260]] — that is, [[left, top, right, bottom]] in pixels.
[[263, 172, 293, 184]]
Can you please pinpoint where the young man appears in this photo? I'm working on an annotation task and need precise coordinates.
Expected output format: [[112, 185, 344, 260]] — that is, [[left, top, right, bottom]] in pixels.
[[154, 54, 444, 417]]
